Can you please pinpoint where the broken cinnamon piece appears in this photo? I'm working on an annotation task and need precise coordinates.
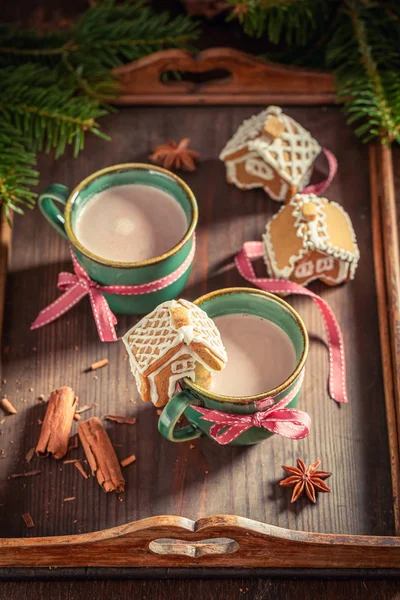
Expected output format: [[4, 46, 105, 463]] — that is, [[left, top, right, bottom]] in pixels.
[[35, 387, 78, 460], [74, 460, 89, 479], [90, 358, 109, 371], [25, 447, 35, 463], [73, 413, 81, 421], [78, 417, 125, 493], [63, 496, 75, 502], [22, 512, 34, 528], [9, 470, 41, 479], [120, 455, 136, 467], [75, 403, 97, 414], [63, 459, 78, 464], [1, 397, 17, 414], [103, 415, 137, 425]]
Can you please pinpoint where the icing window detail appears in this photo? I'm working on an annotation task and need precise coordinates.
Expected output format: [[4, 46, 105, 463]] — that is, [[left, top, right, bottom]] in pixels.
[[171, 359, 195, 374], [294, 260, 314, 279], [245, 158, 274, 180], [316, 256, 335, 273]]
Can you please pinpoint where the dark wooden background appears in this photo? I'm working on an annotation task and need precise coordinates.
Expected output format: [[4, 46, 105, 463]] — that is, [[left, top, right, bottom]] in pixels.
[[3, 0, 400, 597]]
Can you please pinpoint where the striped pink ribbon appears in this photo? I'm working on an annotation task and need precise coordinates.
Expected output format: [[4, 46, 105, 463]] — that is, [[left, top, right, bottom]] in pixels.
[[235, 241, 348, 404], [31, 238, 196, 342], [302, 147, 337, 196], [192, 368, 310, 444]]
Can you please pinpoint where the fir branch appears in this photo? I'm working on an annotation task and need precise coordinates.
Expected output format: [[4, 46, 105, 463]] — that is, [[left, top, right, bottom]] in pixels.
[[226, 0, 329, 44], [0, 64, 109, 158], [0, 122, 38, 224], [0, 1, 199, 68], [327, 2, 400, 144]]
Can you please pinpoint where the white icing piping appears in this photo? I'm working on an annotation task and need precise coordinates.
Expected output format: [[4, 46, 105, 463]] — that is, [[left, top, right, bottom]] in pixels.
[[122, 299, 228, 406], [263, 193, 360, 284], [219, 106, 321, 188]]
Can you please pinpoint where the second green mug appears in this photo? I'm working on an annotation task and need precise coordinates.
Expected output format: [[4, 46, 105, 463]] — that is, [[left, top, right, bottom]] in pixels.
[[158, 288, 309, 446], [39, 163, 198, 315]]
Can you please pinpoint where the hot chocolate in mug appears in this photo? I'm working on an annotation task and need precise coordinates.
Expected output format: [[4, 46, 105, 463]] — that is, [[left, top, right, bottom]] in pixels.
[[158, 288, 309, 446], [39, 163, 198, 315]]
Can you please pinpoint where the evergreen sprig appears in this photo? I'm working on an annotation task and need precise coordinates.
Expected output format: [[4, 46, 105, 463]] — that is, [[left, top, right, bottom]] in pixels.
[[226, 0, 329, 45], [0, 122, 38, 225], [227, 0, 400, 144], [327, 2, 400, 144], [0, 0, 199, 221]]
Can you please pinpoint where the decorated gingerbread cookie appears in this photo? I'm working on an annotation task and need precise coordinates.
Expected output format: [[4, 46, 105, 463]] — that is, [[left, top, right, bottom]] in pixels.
[[122, 299, 227, 407], [219, 106, 321, 203], [263, 193, 360, 286]]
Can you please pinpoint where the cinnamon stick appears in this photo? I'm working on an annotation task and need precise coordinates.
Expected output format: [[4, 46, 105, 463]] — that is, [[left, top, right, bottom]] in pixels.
[[36, 387, 78, 459], [0, 397, 17, 414], [78, 417, 125, 493]]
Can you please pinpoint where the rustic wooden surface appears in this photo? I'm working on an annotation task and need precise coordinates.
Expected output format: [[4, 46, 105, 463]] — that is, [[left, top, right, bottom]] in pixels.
[[1, 577, 400, 600], [113, 48, 336, 105], [0, 105, 395, 550]]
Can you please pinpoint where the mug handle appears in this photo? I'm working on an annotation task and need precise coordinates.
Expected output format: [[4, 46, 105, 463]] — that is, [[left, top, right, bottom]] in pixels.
[[39, 183, 71, 240], [158, 390, 202, 443]]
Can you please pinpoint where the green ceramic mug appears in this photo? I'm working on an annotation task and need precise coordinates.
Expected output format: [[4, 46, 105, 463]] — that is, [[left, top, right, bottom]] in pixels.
[[39, 163, 198, 315], [158, 288, 309, 446]]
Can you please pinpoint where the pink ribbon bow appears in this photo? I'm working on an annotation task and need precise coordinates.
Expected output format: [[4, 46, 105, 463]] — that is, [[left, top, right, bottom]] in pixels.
[[31, 238, 196, 342], [302, 147, 337, 196], [192, 369, 310, 445], [235, 241, 348, 404]]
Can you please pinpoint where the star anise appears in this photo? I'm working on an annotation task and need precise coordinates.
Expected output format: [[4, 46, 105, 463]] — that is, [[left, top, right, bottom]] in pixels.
[[149, 138, 200, 172], [280, 459, 332, 503]]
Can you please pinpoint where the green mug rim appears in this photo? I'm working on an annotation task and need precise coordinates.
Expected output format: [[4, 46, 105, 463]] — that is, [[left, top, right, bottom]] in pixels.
[[64, 163, 198, 269], [183, 287, 309, 404]]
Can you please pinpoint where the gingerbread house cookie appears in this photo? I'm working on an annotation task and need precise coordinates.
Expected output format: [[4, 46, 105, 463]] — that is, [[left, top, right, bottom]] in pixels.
[[263, 193, 360, 286], [219, 106, 321, 203], [122, 299, 227, 407]]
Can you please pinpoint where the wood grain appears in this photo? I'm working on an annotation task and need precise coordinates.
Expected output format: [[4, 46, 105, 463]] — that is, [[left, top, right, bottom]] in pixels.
[[113, 48, 336, 105], [2, 515, 400, 568], [370, 145, 400, 533], [0, 106, 396, 566], [1, 578, 400, 600]]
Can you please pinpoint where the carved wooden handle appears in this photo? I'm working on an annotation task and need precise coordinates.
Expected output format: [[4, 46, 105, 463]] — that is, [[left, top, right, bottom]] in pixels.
[[149, 537, 239, 558], [112, 48, 336, 106]]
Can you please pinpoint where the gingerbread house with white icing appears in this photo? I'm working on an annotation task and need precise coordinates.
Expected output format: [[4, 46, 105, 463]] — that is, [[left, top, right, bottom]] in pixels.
[[122, 299, 227, 407], [219, 106, 321, 203], [263, 193, 360, 287]]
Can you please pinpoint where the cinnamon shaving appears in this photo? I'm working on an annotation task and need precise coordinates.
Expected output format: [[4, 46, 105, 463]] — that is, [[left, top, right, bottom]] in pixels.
[[22, 512, 34, 528], [74, 461, 89, 479], [63, 496, 75, 502], [63, 459, 78, 464], [78, 417, 125, 493], [36, 387, 77, 459], [25, 447, 35, 463], [104, 415, 137, 425], [75, 403, 97, 414], [9, 470, 41, 479], [90, 358, 109, 371], [1, 397, 17, 414], [120, 454, 136, 467]]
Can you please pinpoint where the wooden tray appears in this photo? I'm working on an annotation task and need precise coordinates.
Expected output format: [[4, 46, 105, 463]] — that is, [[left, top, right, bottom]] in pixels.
[[0, 51, 400, 571]]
